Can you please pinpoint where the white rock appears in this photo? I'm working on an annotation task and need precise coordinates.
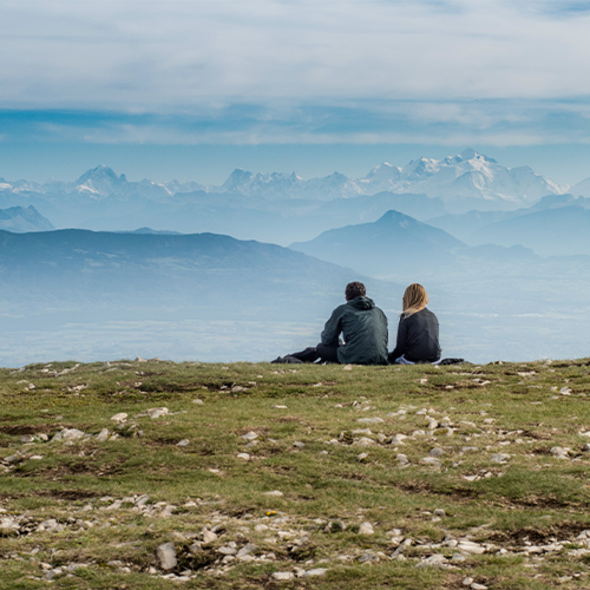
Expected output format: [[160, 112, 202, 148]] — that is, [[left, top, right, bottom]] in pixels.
[[202, 529, 218, 544], [471, 584, 488, 590], [147, 407, 169, 419], [231, 386, 246, 393], [61, 428, 85, 441], [110, 413, 128, 423], [429, 447, 445, 457], [241, 431, 259, 441], [95, 428, 110, 442], [357, 418, 384, 424], [176, 439, 189, 447], [421, 457, 441, 467], [356, 453, 369, 462], [237, 543, 257, 558], [418, 553, 447, 567], [272, 572, 294, 580], [157, 542, 176, 570], [304, 568, 328, 577], [390, 434, 407, 445], [272, 405, 288, 409], [491, 453, 510, 464], [237, 453, 250, 461], [359, 522, 374, 535], [292, 441, 305, 448], [263, 490, 284, 497], [462, 578, 474, 586], [192, 399, 204, 405], [457, 540, 486, 554], [356, 437, 375, 447]]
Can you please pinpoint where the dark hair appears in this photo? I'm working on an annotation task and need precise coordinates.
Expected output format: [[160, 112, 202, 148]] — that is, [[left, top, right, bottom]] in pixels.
[[345, 281, 366, 301]]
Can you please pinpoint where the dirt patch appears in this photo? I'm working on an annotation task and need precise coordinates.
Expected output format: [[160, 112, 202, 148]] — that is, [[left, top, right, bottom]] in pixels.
[[487, 521, 590, 545], [0, 424, 55, 436], [35, 489, 98, 501]]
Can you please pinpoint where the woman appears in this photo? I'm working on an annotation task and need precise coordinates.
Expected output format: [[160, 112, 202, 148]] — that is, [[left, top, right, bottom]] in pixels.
[[388, 283, 441, 365]]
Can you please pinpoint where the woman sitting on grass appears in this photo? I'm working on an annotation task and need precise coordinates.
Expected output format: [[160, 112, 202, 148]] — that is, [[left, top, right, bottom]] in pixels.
[[389, 283, 441, 365]]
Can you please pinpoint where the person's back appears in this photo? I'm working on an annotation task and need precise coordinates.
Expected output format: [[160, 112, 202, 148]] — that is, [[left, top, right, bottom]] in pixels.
[[389, 307, 440, 363], [321, 295, 388, 365], [388, 283, 441, 364]]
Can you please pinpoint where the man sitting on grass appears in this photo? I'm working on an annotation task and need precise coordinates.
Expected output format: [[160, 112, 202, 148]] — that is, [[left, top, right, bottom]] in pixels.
[[272, 281, 388, 365]]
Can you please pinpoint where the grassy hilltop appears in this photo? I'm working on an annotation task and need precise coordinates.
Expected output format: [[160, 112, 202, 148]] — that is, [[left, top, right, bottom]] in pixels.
[[2, 359, 590, 589]]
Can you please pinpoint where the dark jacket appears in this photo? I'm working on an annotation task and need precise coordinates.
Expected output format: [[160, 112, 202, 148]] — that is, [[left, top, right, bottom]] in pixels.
[[389, 307, 441, 363], [321, 296, 388, 365]]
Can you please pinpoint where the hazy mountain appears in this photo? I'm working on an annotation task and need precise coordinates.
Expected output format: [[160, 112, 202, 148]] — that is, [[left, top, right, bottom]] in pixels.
[[290, 210, 465, 278], [0, 205, 54, 232]]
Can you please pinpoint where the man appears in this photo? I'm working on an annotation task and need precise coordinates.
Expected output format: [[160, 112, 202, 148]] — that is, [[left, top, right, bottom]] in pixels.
[[273, 282, 388, 365]]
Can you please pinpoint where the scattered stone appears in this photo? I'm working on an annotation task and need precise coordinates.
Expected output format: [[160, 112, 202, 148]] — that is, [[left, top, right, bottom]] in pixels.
[[146, 407, 169, 419], [237, 453, 250, 461], [95, 428, 110, 442], [418, 553, 447, 568], [192, 399, 204, 405], [157, 542, 177, 570], [263, 490, 284, 497], [202, 529, 218, 544], [176, 439, 189, 447], [272, 405, 288, 409], [241, 431, 259, 442], [457, 540, 486, 554], [356, 437, 375, 447], [551, 446, 570, 459], [471, 584, 488, 590], [390, 434, 407, 445], [357, 417, 384, 424], [434, 509, 446, 517], [343, 365, 352, 370], [462, 578, 474, 586], [429, 447, 445, 457], [356, 452, 369, 462], [359, 522, 374, 535], [304, 568, 328, 577], [272, 571, 294, 581], [110, 413, 128, 423], [421, 457, 441, 468], [231, 386, 246, 393], [491, 453, 510, 464], [292, 441, 305, 448]]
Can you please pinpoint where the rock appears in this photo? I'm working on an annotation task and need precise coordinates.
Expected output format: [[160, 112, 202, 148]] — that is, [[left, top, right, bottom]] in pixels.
[[471, 584, 488, 590], [272, 405, 288, 409], [217, 545, 237, 555], [20, 434, 34, 443], [176, 439, 189, 447], [584, 444, 590, 452], [110, 413, 128, 423], [135, 356, 147, 363], [356, 453, 369, 462], [193, 398, 204, 405], [551, 446, 570, 459], [272, 572, 294, 580], [202, 529, 218, 544], [390, 434, 407, 445], [157, 542, 176, 570], [462, 578, 474, 586], [343, 365, 352, 370], [237, 543, 257, 558], [359, 522, 374, 535], [30, 454, 43, 460], [304, 568, 328, 577], [418, 553, 447, 567], [429, 447, 445, 457], [421, 457, 441, 467], [147, 407, 169, 419], [231, 386, 246, 393], [457, 540, 486, 554], [356, 437, 375, 447], [434, 509, 446, 517], [263, 490, 284, 497], [241, 431, 259, 441], [427, 419, 439, 430], [237, 453, 250, 461], [52, 428, 85, 442], [292, 441, 305, 448], [357, 417, 384, 424], [95, 428, 110, 442], [491, 453, 510, 464]]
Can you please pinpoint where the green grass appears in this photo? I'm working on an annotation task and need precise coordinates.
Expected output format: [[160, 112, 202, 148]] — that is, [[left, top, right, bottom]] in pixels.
[[1, 358, 590, 588]]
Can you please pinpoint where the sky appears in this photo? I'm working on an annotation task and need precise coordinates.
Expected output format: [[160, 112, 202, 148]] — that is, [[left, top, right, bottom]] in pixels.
[[2, 0, 590, 184]]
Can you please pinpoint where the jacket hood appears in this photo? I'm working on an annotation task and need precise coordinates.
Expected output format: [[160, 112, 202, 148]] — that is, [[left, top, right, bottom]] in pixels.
[[348, 295, 375, 310]]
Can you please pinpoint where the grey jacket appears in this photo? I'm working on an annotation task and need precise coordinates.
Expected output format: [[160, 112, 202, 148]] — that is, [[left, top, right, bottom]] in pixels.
[[321, 296, 388, 365]]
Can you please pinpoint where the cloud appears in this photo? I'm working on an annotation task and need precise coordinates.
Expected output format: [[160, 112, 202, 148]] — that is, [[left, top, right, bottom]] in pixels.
[[4, 99, 590, 148], [2, 0, 590, 112]]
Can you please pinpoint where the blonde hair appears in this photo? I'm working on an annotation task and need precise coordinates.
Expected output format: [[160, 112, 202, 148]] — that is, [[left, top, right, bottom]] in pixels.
[[402, 283, 428, 317]]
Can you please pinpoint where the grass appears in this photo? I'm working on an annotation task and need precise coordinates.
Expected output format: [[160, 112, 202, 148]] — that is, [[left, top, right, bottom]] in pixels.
[[1, 358, 590, 588]]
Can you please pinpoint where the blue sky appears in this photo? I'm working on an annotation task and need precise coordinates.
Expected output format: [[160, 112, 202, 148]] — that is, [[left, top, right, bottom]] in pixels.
[[2, 0, 590, 184]]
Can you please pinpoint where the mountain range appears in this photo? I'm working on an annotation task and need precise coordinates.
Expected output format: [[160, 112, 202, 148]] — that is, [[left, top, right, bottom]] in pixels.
[[0, 149, 581, 244]]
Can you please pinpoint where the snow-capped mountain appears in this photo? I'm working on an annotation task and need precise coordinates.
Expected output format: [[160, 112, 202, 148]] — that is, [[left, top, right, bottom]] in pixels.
[[357, 149, 565, 207]]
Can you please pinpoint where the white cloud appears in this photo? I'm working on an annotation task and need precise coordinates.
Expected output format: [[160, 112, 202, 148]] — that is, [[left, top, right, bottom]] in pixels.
[[2, 0, 590, 111]]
